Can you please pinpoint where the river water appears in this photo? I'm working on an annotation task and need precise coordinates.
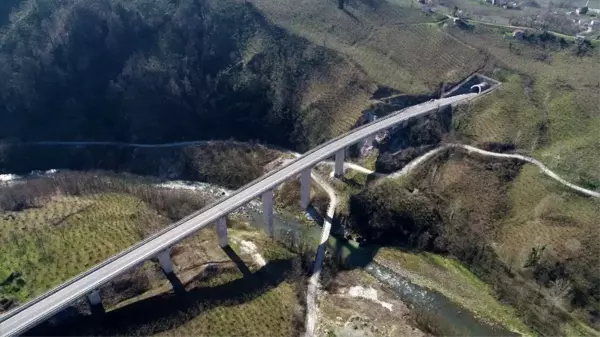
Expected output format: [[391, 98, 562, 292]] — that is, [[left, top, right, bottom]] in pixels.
[[365, 262, 516, 336]]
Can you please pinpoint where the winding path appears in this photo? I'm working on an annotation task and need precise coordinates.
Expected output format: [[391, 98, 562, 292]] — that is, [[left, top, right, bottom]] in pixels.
[[303, 171, 337, 337], [322, 144, 598, 198], [392, 144, 599, 198]]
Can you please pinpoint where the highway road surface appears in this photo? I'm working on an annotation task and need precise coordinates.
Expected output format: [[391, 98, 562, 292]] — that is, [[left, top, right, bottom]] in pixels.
[[0, 93, 476, 336]]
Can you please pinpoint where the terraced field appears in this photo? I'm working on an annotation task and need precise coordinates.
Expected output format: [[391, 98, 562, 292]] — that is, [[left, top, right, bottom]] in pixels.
[[448, 23, 600, 187], [1, 171, 306, 337], [250, 0, 486, 95], [0, 194, 167, 303]]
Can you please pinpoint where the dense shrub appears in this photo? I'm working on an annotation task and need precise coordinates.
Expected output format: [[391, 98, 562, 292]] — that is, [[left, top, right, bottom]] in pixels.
[[348, 181, 443, 249]]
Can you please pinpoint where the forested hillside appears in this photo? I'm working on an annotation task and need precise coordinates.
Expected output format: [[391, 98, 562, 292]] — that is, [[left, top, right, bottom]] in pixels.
[[0, 0, 375, 150]]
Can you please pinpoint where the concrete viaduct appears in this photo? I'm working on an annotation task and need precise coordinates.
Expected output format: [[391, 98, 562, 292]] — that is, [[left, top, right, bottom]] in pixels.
[[0, 92, 477, 336]]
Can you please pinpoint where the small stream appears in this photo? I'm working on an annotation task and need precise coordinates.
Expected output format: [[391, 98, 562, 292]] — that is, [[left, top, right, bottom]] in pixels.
[[2, 170, 516, 336], [244, 208, 516, 336]]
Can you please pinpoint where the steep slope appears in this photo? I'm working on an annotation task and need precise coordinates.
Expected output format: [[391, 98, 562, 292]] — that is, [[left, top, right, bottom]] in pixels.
[[0, 0, 375, 150], [448, 24, 600, 188], [249, 0, 487, 94]]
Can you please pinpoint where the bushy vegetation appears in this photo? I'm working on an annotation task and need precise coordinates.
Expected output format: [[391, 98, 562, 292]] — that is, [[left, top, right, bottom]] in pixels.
[[375, 106, 452, 173], [348, 180, 443, 248], [510, 13, 580, 36]]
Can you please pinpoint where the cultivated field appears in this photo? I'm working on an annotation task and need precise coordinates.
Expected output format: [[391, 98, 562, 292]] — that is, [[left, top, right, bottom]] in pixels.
[[0, 193, 167, 303], [250, 0, 486, 96], [23, 218, 306, 336]]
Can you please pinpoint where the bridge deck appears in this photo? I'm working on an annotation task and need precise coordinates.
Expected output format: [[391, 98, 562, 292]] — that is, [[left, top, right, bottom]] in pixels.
[[0, 93, 476, 336]]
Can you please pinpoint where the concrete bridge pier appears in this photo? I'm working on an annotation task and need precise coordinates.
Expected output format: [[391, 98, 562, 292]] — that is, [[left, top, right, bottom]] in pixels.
[[87, 289, 104, 314], [157, 250, 174, 274], [300, 168, 312, 209], [262, 190, 274, 238], [334, 149, 345, 178], [87, 289, 101, 306], [216, 216, 229, 247]]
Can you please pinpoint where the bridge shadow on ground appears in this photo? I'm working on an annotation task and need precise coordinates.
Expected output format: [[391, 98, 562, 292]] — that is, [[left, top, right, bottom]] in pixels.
[[26, 249, 296, 336], [222, 245, 253, 277]]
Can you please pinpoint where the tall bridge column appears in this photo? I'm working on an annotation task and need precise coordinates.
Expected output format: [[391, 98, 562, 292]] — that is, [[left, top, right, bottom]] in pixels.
[[262, 190, 274, 238], [366, 134, 376, 145], [216, 216, 229, 247], [87, 289, 104, 314], [334, 149, 345, 178], [157, 250, 174, 274], [87, 289, 101, 306], [300, 168, 311, 209]]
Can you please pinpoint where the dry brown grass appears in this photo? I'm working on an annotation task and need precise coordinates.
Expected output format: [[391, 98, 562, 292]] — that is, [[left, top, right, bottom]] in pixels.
[[496, 164, 600, 272]]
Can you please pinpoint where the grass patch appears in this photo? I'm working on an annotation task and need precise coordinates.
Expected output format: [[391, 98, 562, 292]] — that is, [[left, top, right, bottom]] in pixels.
[[0, 193, 166, 303], [448, 22, 600, 185], [162, 283, 298, 337]]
